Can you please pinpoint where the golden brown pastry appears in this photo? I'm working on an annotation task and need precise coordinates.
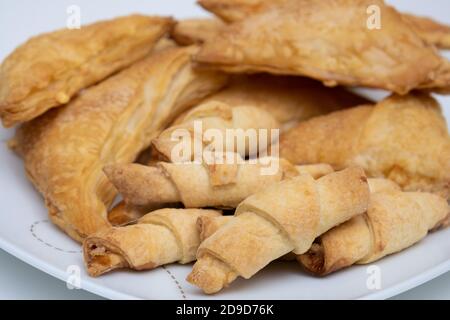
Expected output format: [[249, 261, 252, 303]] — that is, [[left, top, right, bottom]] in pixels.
[[0, 15, 175, 127], [171, 18, 225, 45], [195, 0, 450, 94], [280, 93, 450, 198], [200, 0, 450, 49], [106, 162, 332, 226], [187, 167, 370, 294], [209, 76, 369, 124], [152, 100, 279, 161], [198, 182, 449, 276], [403, 13, 450, 49], [103, 156, 298, 209], [299, 190, 449, 275], [106, 161, 333, 226], [197, 214, 301, 262], [198, 0, 265, 22], [197, 215, 233, 243], [107, 203, 146, 227], [152, 75, 368, 161], [84, 208, 221, 277], [107, 202, 172, 227], [195, 178, 398, 254], [10, 46, 227, 242], [294, 164, 334, 179], [117, 77, 350, 221], [196, 178, 398, 240]]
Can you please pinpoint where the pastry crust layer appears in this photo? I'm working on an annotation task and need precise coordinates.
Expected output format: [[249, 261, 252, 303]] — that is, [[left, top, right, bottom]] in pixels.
[[280, 93, 450, 198], [0, 15, 175, 127], [195, 0, 450, 94], [10, 46, 227, 242]]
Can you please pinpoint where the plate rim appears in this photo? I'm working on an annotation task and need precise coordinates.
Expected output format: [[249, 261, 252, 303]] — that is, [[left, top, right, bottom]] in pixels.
[[1, 233, 449, 300], [0, 236, 136, 300]]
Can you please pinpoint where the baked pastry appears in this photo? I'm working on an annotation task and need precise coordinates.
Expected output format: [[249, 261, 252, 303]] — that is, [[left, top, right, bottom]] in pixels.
[[113, 78, 348, 222], [197, 215, 233, 243], [294, 164, 334, 179], [195, 178, 400, 255], [152, 100, 279, 161], [197, 214, 301, 262], [195, 0, 450, 94], [198, 0, 266, 22], [105, 162, 332, 226], [403, 13, 450, 49], [171, 18, 225, 45], [200, 0, 450, 49], [152, 75, 368, 161], [0, 15, 175, 127], [209, 76, 369, 124], [107, 202, 171, 227], [10, 46, 227, 242], [84, 208, 221, 277], [280, 93, 450, 198], [299, 190, 449, 275], [103, 155, 298, 209], [196, 178, 395, 242], [196, 178, 449, 277], [187, 167, 370, 293]]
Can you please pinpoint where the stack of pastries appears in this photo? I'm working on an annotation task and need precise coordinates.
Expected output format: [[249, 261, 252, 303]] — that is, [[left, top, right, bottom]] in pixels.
[[1, 0, 449, 295]]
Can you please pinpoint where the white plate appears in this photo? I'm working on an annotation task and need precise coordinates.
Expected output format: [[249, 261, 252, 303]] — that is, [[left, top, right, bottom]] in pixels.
[[0, 0, 449, 300]]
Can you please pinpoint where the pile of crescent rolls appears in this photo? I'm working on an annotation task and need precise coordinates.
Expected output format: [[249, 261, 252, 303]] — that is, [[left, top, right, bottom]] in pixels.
[[1, 0, 449, 294]]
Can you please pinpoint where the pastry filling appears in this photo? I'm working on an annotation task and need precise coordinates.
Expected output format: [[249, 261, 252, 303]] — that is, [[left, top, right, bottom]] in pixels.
[[87, 244, 127, 275], [302, 242, 325, 274]]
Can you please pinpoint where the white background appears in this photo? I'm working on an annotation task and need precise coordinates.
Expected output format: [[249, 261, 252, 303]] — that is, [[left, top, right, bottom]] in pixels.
[[0, 0, 449, 299]]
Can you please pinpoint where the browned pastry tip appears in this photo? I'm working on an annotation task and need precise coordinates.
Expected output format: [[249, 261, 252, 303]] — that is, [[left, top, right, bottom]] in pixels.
[[103, 163, 180, 207], [186, 253, 238, 294]]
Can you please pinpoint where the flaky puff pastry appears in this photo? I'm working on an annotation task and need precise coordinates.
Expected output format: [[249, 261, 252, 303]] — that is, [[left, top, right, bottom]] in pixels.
[[299, 188, 449, 275], [280, 93, 450, 199], [202, 75, 369, 126], [171, 19, 226, 45], [152, 75, 368, 161], [10, 46, 227, 242], [187, 167, 369, 294], [199, 0, 450, 49], [0, 15, 175, 127], [83, 208, 221, 277], [403, 13, 450, 49], [195, 0, 450, 94]]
